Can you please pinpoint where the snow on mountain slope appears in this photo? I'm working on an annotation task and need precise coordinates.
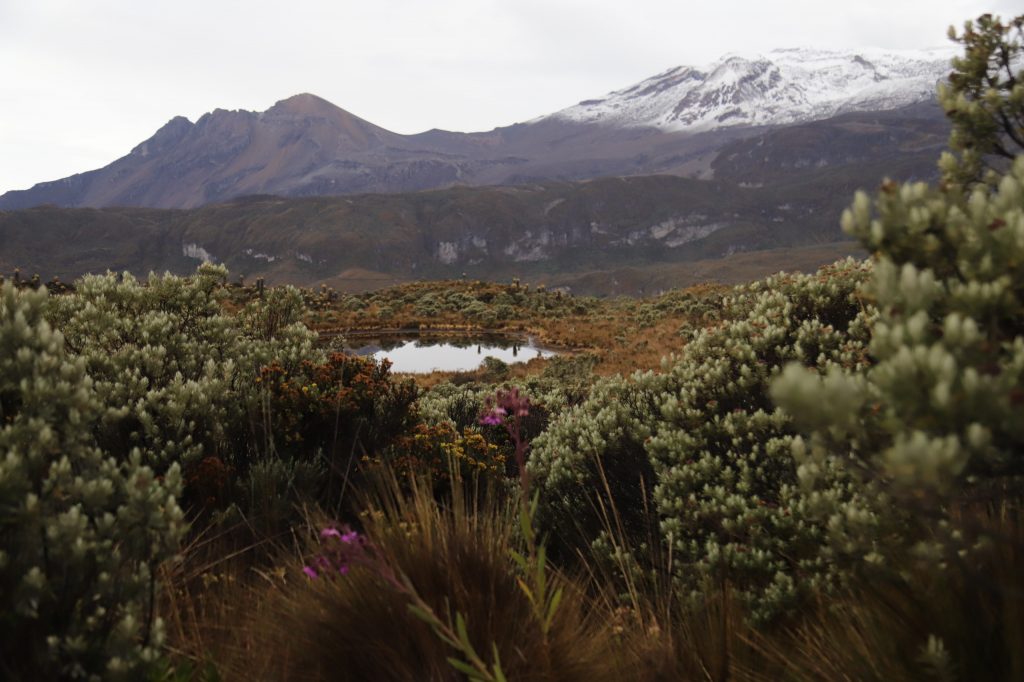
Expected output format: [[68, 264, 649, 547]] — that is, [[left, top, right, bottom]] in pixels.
[[550, 47, 955, 132]]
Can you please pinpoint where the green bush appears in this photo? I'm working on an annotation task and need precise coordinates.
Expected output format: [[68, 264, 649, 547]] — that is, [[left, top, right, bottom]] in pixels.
[[530, 260, 873, 620], [239, 283, 306, 341], [480, 356, 510, 381], [773, 158, 1024, 564], [772, 14, 1024, 568], [938, 14, 1023, 185], [417, 381, 494, 431], [44, 266, 320, 515], [0, 284, 185, 680]]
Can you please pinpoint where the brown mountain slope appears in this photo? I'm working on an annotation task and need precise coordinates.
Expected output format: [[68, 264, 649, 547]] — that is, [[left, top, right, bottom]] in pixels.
[[0, 95, 949, 210], [0, 95, 424, 209], [711, 102, 949, 185], [0, 156, 926, 296]]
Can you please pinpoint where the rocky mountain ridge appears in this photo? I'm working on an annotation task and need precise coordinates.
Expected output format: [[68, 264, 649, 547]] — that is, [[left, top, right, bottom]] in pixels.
[[550, 47, 953, 131], [0, 48, 953, 210]]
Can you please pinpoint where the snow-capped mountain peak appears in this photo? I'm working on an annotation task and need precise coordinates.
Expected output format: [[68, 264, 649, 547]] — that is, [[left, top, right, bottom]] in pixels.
[[550, 47, 955, 132]]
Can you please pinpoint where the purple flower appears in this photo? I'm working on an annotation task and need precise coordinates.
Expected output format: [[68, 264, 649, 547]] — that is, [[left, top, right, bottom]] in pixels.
[[298, 524, 382, 586], [479, 413, 502, 426], [300, 523, 406, 592], [479, 387, 533, 491]]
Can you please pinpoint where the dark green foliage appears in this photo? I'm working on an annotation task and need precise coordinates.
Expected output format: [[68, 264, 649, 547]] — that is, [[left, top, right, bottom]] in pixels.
[[939, 14, 1024, 184], [756, 505, 1024, 682]]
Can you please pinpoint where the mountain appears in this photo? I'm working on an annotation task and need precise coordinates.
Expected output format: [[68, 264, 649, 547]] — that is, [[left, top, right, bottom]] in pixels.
[[549, 47, 952, 131], [0, 48, 954, 210], [0, 131, 933, 297], [0, 94, 455, 210], [710, 101, 949, 185], [0, 94, 757, 210]]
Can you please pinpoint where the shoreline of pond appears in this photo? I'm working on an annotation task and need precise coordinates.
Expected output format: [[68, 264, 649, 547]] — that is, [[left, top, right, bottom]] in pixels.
[[318, 326, 570, 353]]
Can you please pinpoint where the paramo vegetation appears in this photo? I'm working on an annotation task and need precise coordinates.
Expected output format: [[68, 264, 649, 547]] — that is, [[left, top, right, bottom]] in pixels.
[[2, 13, 1023, 681]]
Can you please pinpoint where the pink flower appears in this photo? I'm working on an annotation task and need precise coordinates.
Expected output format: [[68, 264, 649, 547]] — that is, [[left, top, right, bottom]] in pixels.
[[479, 387, 532, 491], [479, 410, 505, 426], [299, 523, 405, 592], [300, 525, 368, 580]]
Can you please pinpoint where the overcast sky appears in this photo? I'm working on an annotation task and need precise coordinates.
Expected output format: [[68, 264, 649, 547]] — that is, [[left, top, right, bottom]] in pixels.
[[0, 0, 1015, 194]]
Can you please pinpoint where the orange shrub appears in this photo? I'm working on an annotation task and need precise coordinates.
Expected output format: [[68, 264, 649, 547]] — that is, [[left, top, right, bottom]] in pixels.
[[256, 352, 419, 473], [366, 422, 506, 493]]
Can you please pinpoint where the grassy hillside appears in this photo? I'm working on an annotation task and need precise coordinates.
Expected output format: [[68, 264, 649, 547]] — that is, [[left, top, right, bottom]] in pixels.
[[1, 170, 890, 297]]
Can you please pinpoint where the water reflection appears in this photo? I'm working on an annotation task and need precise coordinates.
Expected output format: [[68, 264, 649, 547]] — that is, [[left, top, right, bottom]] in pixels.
[[347, 336, 556, 373]]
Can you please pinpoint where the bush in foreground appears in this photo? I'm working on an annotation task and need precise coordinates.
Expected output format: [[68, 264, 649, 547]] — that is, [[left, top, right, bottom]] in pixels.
[[530, 259, 874, 620], [0, 284, 185, 680]]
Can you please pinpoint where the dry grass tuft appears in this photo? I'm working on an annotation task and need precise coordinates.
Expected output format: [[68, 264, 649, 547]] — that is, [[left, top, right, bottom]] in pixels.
[[753, 501, 1024, 682], [239, 472, 626, 681], [160, 470, 1024, 681]]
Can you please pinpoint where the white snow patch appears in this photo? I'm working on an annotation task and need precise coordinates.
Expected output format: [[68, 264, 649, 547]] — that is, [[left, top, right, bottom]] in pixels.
[[506, 244, 547, 262], [649, 219, 678, 240], [617, 215, 726, 247], [546, 46, 955, 133]]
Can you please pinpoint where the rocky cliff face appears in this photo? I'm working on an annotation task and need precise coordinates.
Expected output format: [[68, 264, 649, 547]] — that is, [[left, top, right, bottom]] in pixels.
[[0, 142, 934, 291]]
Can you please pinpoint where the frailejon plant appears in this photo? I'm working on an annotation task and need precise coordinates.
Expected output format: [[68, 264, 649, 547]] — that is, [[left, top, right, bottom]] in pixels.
[[0, 283, 186, 680], [530, 260, 875, 621]]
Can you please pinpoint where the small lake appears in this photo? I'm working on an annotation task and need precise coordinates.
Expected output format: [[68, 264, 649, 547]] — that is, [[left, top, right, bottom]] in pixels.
[[347, 336, 556, 373]]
